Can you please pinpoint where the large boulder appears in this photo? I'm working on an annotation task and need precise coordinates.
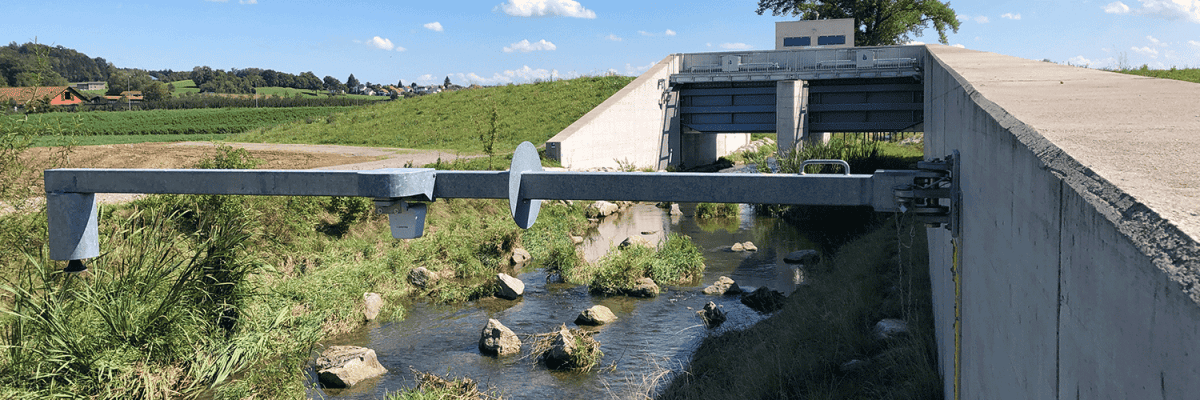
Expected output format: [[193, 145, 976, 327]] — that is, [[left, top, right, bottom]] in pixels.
[[570, 235, 584, 244], [495, 273, 525, 300], [702, 276, 743, 296], [628, 277, 659, 298], [731, 242, 745, 252], [511, 248, 531, 265], [478, 319, 521, 356], [586, 201, 619, 218], [741, 241, 758, 251], [741, 287, 786, 313], [315, 346, 388, 388], [783, 249, 819, 264], [362, 292, 382, 321], [669, 203, 683, 216], [574, 305, 618, 326], [619, 235, 652, 249], [699, 301, 726, 328]]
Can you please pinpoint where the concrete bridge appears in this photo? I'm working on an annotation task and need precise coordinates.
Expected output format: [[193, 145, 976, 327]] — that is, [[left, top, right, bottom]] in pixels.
[[548, 44, 1200, 398]]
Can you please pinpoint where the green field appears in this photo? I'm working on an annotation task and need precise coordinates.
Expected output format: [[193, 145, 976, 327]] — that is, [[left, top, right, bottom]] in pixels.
[[1114, 67, 1200, 83], [169, 79, 201, 95], [8, 106, 349, 136], [170, 79, 385, 101], [233, 75, 635, 154]]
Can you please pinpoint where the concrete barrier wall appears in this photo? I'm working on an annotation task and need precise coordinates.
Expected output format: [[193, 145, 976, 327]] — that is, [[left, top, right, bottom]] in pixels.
[[923, 45, 1200, 399], [546, 55, 680, 170]]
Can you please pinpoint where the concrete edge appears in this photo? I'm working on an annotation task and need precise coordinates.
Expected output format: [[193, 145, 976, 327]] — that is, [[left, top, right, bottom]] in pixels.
[[547, 54, 678, 144], [924, 45, 1200, 306]]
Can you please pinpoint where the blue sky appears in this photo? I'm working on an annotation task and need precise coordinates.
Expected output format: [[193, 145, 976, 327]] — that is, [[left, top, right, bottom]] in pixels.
[[4, 0, 1199, 86]]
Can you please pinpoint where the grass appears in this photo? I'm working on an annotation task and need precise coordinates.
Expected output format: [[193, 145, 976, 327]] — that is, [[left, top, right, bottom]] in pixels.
[[232, 75, 636, 154], [1112, 66, 1200, 84], [655, 213, 940, 399], [695, 203, 738, 219], [170, 79, 201, 96], [385, 368, 503, 400], [4, 106, 349, 136], [566, 233, 705, 295]]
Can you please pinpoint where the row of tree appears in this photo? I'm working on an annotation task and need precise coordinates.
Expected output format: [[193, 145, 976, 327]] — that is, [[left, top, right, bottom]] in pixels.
[[0, 42, 108, 87]]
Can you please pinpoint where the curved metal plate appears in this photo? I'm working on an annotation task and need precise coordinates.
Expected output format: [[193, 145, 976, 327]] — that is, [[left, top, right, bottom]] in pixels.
[[508, 141, 543, 229]]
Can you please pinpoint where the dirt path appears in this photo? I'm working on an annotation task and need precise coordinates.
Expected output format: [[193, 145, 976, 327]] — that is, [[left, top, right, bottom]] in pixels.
[[28, 142, 480, 205]]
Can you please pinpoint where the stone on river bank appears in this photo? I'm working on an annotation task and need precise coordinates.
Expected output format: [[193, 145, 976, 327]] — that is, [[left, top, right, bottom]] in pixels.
[[495, 273, 524, 300], [741, 287, 786, 313], [315, 346, 388, 388], [362, 292, 382, 321]]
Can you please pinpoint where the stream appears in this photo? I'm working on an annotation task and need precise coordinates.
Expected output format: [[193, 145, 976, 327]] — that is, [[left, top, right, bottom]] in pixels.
[[310, 201, 822, 399]]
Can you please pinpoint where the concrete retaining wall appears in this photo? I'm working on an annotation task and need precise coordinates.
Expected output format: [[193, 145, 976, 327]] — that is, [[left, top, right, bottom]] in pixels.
[[923, 45, 1200, 399], [546, 56, 680, 170]]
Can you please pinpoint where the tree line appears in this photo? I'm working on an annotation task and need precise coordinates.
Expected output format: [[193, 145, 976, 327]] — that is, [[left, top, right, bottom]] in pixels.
[[0, 42, 109, 87]]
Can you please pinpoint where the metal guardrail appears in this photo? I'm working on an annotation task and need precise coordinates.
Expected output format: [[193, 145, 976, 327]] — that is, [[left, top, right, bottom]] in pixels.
[[672, 46, 925, 82], [45, 142, 958, 270]]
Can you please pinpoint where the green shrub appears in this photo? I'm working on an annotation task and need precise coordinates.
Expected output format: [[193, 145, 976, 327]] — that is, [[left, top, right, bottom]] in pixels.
[[588, 233, 704, 295], [696, 203, 739, 219]]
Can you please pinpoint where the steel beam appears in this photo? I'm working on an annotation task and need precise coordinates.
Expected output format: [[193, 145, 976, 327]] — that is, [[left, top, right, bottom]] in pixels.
[[45, 141, 956, 263]]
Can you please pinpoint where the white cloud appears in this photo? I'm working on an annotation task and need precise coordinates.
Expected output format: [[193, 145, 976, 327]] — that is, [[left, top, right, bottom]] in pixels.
[[904, 40, 926, 45], [365, 36, 405, 51], [424, 22, 444, 32], [624, 61, 655, 75], [638, 29, 677, 37], [956, 15, 968, 21], [1131, 45, 1159, 56], [974, 16, 990, 23], [1105, 0, 1200, 22], [239, 0, 256, 3], [951, 44, 966, 48], [496, 0, 596, 19], [1104, 1, 1132, 13], [417, 74, 435, 85], [706, 42, 713, 48], [1068, 55, 1094, 65], [1067, 55, 1116, 67], [1001, 12, 1021, 20], [720, 42, 753, 50], [1146, 35, 1167, 46], [447, 66, 564, 85], [1189, 40, 1200, 47], [503, 39, 557, 53], [1137, 0, 1200, 23], [605, 33, 622, 41]]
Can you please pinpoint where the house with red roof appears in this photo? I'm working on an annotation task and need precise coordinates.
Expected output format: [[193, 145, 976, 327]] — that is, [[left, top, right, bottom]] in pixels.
[[0, 86, 89, 109]]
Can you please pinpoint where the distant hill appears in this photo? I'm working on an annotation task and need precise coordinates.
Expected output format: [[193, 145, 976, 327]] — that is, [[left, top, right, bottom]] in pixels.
[[232, 75, 635, 154], [0, 42, 112, 87]]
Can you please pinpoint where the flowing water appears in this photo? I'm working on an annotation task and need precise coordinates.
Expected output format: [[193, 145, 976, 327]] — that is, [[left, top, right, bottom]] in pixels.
[[311, 201, 821, 399]]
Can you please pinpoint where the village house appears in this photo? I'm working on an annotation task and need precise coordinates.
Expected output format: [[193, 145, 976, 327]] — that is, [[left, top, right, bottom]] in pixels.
[[0, 86, 89, 111], [74, 82, 106, 91]]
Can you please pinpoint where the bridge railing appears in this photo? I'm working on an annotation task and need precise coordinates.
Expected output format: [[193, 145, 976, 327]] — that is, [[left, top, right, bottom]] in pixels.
[[675, 46, 925, 77], [45, 142, 957, 271]]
